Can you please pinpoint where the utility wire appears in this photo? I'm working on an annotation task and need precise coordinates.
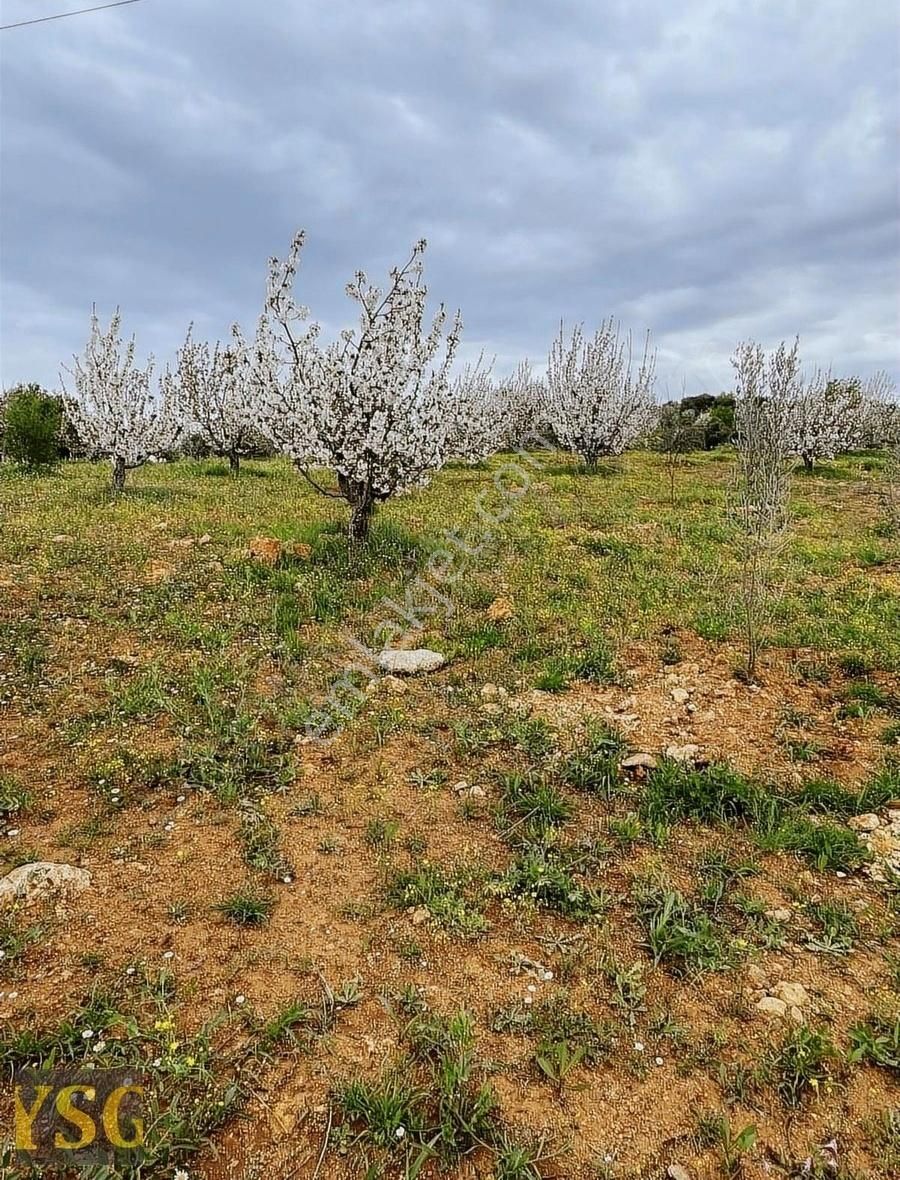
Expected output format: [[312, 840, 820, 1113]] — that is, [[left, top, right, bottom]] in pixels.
[[1, 0, 144, 31]]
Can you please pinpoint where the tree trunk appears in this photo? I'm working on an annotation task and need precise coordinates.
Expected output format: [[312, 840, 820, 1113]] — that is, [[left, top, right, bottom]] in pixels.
[[338, 473, 376, 543], [348, 496, 375, 542], [228, 451, 240, 474], [802, 454, 814, 472], [112, 455, 126, 492]]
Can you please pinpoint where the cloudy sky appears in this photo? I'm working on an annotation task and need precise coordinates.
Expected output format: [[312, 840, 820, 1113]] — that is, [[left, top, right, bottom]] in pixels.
[[0, 0, 897, 394]]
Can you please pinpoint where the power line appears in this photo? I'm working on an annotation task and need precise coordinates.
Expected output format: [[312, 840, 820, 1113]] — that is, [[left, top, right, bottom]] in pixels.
[[0, 0, 144, 32]]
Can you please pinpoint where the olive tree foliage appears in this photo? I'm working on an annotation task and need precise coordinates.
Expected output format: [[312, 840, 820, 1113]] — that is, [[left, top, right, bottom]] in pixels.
[[166, 328, 258, 472], [731, 338, 799, 680], [63, 310, 182, 491], [251, 232, 462, 541], [650, 402, 705, 505], [546, 319, 657, 468]]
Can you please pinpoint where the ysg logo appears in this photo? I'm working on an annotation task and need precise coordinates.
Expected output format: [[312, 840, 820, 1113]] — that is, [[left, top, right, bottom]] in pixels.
[[13, 1067, 146, 1166]]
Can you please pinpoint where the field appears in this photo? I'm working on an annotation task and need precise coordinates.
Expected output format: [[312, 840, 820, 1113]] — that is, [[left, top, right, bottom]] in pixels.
[[1, 448, 898, 1179]]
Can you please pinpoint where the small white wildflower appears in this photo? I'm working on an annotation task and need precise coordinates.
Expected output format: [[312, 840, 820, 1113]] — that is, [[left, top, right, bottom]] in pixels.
[[162, 951, 174, 960], [126, 966, 136, 975], [6, 829, 20, 838], [164, 822, 174, 832], [235, 994, 246, 1006], [655, 1056, 664, 1066], [174, 1170, 190, 1180], [527, 984, 536, 992], [523, 995, 533, 1006], [633, 1041, 644, 1052], [395, 1126, 406, 1140], [176, 795, 186, 803], [82, 1029, 95, 1040]]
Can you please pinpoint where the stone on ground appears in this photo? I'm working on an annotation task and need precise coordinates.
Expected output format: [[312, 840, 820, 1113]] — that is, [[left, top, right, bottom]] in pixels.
[[376, 649, 445, 675]]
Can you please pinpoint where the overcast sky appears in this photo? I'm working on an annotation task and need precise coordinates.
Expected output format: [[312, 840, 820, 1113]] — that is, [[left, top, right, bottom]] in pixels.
[[1, 0, 897, 395]]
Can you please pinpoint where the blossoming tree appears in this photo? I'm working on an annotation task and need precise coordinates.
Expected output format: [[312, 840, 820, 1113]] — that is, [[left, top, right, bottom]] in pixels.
[[168, 327, 258, 472], [545, 319, 657, 468], [258, 233, 462, 541], [787, 372, 867, 470], [63, 309, 182, 491]]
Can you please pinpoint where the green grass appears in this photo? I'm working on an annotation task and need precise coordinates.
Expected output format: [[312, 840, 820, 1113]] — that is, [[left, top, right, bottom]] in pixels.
[[1, 448, 898, 1177], [386, 864, 488, 936]]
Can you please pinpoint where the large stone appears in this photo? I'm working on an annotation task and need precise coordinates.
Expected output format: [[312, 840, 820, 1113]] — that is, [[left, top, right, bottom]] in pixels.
[[0, 862, 92, 907], [848, 813, 881, 832], [772, 981, 810, 1008], [622, 752, 658, 771], [755, 995, 788, 1018], [376, 649, 445, 675], [665, 743, 700, 763], [248, 536, 283, 566]]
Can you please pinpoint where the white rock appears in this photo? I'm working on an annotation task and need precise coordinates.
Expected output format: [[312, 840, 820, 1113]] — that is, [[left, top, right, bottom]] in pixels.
[[671, 688, 690, 704], [766, 908, 792, 923], [665, 743, 700, 763], [667, 1167, 691, 1180], [848, 813, 881, 832], [772, 981, 810, 1008], [755, 995, 788, 1018], [622, 752, 658, 771], [376, 649, 445, 675], [0, 862, 92, 907]]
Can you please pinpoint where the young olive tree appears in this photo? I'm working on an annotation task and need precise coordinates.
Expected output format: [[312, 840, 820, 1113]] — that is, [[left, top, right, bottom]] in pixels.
[[546, 319, 656, 469], [63, 310, 182, 491], [731, 338, 799, 679], [167, 327, 258, 472], [258, 233, 462, 541], [650, 402, 705, 506]]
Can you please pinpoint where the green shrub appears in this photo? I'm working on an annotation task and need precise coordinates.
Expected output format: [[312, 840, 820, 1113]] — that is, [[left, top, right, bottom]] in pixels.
[[1, 384, 63, 470]]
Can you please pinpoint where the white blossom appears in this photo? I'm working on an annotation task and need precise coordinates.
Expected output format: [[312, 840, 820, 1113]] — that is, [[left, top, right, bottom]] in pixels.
[[63, 309, 182, 491], [787, 370, 866, 469], [545, 319, 657, 467], [497, 359, 551, 450], [256, 233, 462, 540], [167, 327, 260, 472], [447, 356, 501, 462]]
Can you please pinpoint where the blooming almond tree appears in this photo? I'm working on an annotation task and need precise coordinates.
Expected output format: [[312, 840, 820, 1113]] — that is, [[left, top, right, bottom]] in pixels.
[[497, 360, 550, 450], [788, 371, 867, 470], [63, 309, 182, 491], [168, 327, 258, 473], [259, 233, 462, 541], [446, 356, 501, 463], [546, 319, 657, 469]]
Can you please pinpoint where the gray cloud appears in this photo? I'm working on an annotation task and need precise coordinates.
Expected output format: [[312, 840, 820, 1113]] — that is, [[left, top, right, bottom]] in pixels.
[[1, 0, 897, 393]]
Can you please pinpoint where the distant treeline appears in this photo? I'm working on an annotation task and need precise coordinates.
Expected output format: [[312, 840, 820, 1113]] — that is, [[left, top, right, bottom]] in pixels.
[[660, 393, 736, 449]]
